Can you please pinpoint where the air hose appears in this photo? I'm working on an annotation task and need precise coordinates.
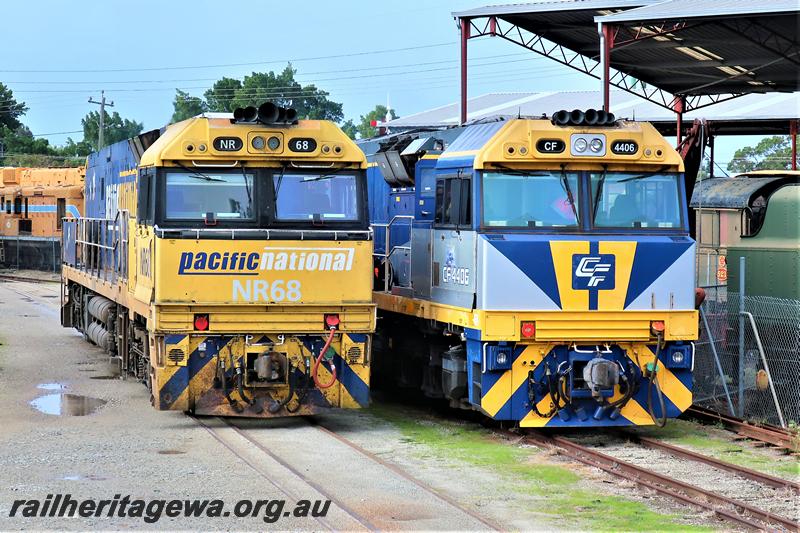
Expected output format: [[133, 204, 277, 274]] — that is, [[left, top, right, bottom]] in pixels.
[[311, 327, 338, 389], [647, 336, 668, 427], [268, 365, 296, 414]]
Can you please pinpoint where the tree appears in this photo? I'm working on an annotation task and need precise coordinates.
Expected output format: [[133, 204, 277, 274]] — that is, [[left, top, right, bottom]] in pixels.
[[340, 119, 357, 140], [0, 83, 27, 131], [356, 105, 398, 139], [203, 65, 344, 121], [81, 110, 143, 151], [727, 136, 793, 174], [204, 77, 243, 113], [171, 90, 207, 123]]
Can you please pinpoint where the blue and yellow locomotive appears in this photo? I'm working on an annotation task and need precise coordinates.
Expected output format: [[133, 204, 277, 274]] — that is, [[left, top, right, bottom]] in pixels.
[[365, 110, 698, 427], [61, 103, 374, 417]]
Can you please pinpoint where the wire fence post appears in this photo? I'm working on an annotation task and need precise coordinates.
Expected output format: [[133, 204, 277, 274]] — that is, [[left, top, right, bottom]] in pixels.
[[700, 305, 735, 415], [737, 256, 746, 417]]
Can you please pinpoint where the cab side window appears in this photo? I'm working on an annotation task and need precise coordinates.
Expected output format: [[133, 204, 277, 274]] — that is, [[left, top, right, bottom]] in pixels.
[[434, 175, 471, 228]]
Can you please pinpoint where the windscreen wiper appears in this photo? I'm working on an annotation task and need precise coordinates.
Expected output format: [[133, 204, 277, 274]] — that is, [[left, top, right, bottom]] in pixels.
[[617, 166, 671, 183], [176, 162, 225, 182], [558, 166, 580, 223], [592, 166, 608, 220]]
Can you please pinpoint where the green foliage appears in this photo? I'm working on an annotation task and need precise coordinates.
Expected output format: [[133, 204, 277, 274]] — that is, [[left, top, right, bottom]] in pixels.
[[0, 125, 80, 167], [0, 82, 27, 131], [204, 77, 243, 113], [202, 65, 343, 122], [356, 105, 398, 139], [171, 89, 208, 123], [81, 110, 144, 151], [340, 119, 357, 140], [727, 136, 792, 173]]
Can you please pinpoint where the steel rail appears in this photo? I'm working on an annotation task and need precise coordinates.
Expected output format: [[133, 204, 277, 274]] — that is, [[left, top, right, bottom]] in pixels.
[[626, 433, 800, 492], [308, 417, 503, 531], [517, 431, 798, 531], [686, 405, 799, 452], [189, 415, 344, 531], [0, 273, 59, 284], [221, 419, 379, 531]]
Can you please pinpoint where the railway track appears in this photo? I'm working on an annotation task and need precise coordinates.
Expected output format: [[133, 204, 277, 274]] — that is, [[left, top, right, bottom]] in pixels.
[[0, 272, 59, 284], [514, 430, 799, 531], [685, 405, 799, 453], [192, 415, 500, 531]]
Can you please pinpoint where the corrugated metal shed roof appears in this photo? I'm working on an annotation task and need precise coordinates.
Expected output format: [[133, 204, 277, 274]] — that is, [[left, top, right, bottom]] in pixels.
[[454, 0, 799, 95], [596, 0, 799, 21], [385, 90, 800, 133], [453, 0, 652, 18], [690, 177, 788, 208]]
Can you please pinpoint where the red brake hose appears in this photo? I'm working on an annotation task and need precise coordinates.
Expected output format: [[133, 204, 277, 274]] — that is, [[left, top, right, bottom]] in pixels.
[[311, 327, 338, 389]]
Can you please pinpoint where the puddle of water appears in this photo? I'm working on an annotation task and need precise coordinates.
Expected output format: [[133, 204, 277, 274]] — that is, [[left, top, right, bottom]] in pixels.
[[62, 474, 107, 481], [30, 394, 107, 416], [37, 383, 65, 391]]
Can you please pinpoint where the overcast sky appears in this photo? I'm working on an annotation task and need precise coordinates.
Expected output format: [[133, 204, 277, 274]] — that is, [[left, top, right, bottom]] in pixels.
[[3, 0, 762, 168]]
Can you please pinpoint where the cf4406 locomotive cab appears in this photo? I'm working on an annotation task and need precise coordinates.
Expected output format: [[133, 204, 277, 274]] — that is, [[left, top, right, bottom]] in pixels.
[[367, 110, 698, 428], [62, 103, 374, 417]]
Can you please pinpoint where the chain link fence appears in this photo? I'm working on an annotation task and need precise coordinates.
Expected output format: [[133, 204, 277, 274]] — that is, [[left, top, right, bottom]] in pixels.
[[694, 283, 799, 427]]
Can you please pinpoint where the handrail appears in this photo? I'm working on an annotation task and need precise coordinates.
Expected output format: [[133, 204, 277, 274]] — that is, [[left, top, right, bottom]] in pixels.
[[373, 215, 415, 292], [153, 225, 373, 241], [740, 311, 786, 428]]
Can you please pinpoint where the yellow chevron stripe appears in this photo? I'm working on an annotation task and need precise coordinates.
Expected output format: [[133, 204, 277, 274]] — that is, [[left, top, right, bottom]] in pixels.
[[643, 346, 692, 411], [481, 370, 512, 417], [598, 241, 637, 311], [483, 345, 545, 418], [550, 241, 590, 310]]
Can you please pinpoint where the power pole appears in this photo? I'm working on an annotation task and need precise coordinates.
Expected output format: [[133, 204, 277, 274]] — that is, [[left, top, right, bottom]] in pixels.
[[88, 90, 114, 150]]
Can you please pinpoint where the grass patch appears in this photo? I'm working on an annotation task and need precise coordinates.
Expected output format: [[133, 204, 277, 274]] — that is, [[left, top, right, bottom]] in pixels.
[[370, 403, 712, 532], [638, 419, 799, 479]]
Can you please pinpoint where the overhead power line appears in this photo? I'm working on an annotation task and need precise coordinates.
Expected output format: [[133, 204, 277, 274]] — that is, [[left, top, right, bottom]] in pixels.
[[0, 41, 465, 74]]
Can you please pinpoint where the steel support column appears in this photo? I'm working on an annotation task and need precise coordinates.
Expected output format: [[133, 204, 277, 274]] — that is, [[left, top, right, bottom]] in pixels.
[[709, 133, 715, 178], [460, 18, 470, 126], [791, 119, 797, 171], [674, 96, 686, 146], [599, 23, 615, 111]]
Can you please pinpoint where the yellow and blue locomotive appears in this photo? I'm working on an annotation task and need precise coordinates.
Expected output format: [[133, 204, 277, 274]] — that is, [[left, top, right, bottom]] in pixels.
[[61, 103, 374, 417], [365, 110, 697, 427]]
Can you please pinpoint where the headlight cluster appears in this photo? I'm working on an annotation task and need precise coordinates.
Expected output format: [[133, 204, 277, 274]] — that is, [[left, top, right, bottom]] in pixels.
[[571, 133, 606, 156]]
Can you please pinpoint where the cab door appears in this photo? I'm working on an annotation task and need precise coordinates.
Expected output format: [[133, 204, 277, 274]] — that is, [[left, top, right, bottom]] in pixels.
[[130, 169, 155, 303], [430, 171, 475, 309]]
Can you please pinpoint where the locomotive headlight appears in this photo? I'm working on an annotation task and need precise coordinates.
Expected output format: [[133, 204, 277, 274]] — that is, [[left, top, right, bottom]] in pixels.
[[496, 351, 508, 365], [251, 136, 265, 150], [267, 136, 281, 150], [574, 138, 588, 152], [671, 351, 685, 365], [590, 138, 604, 153]]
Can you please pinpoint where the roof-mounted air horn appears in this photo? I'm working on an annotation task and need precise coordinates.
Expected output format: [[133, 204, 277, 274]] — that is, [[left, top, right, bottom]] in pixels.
[[232, 102, 299, 125], [551, 108, 616, 127]]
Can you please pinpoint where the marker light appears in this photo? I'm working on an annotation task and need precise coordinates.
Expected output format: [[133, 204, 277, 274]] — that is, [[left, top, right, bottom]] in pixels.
[[650, 320, 666, 336], [574, 138, 588, 153], [521, 321, 536, 338], [194, 314, 209, 331], [590, 138, 603, 153], [324, 314, 340, 329]]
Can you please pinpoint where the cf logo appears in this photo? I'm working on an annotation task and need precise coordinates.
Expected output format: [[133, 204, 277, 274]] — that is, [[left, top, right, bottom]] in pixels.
[[574, 256, 612, 287]]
